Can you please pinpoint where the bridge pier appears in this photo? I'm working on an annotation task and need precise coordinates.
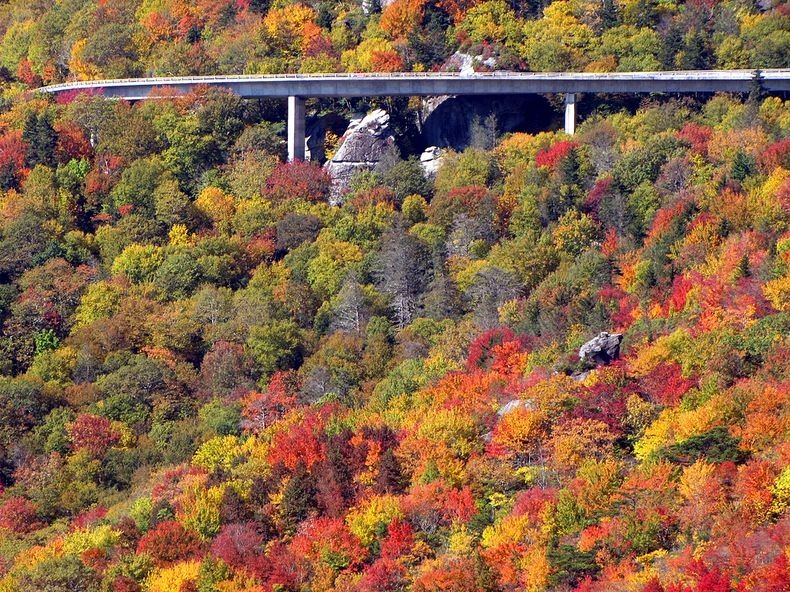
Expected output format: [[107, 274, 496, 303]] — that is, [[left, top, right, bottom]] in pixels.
[[287, 96, 306, 162], [564, 93, 576, 135]]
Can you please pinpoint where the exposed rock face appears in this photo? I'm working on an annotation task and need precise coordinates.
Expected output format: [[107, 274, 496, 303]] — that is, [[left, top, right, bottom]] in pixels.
[[420, 94, 556, 151], [304, 113, 349, 163], [579, 332, 623, 365], [445, 52, 476, 76], [419, 146, 444, 178], [571, 370, 591, 382], [443, 52, 497, 76], [483, 399, 536, 442], [324, 109, 394, 203], [363, 0, 394, 13], [497, 399, 536, 417]]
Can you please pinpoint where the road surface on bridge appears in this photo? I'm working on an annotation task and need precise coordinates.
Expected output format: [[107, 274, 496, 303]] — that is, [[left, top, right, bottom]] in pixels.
[[39, 69, 790, 100]]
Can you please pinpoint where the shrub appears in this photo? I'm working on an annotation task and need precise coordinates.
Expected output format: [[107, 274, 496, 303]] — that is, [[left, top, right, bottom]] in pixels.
[[136, 521, 202, 565], [0, 496, 42, 533]]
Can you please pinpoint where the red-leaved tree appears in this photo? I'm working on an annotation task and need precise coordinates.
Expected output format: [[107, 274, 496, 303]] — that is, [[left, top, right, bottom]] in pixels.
[[0, 130, 29, 189], [535, 140, 577, 169], [210, 522, 267, 577], [136, 520, 202, 565], [0, 496, 42, 533], [265, 161, 332, 204], [68, 414, 121, 457]]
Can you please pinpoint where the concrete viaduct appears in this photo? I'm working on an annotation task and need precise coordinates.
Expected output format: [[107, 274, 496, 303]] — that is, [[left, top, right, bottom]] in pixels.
[[40, 70, 790, 162]]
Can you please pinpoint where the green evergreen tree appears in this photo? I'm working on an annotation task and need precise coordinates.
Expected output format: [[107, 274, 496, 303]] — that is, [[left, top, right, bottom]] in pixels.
[[22, 112, 56, 168]]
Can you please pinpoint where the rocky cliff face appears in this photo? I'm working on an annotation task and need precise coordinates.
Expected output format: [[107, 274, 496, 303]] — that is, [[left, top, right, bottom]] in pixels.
[[419, 146, 444, 178], [443, 51, 497, 76], [305, 113, 349, 164], [420, 94, 557, 151], [321, 92, 560, 200], [324, 109, 395, 203]]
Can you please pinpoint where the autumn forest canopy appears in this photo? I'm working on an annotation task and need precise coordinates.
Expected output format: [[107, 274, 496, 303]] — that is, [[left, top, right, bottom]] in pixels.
[[0, 0, 788, 79], [0, 0, 787, 592]]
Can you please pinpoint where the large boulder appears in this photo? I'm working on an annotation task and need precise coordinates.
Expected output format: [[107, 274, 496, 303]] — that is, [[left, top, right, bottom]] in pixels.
[[419, 146, 444, 178], [579, 332, 623, 365], [324, 109, 395, 203]]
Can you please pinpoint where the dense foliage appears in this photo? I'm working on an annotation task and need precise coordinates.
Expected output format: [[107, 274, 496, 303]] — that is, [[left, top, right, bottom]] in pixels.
[[0, 1, 786, 591], [0, 0, 787, 81], [0, 81, 784, 590]]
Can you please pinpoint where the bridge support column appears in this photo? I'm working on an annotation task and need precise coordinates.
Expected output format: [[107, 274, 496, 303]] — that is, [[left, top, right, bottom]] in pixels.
[[287, 96, 306, 162], [564, 93, 576, 136]]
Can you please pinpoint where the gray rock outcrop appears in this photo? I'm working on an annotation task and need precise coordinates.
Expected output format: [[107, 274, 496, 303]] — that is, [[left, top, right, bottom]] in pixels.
[[443, 52, 497, 76], [579, 332, 623, 365], [363, 0, 395, 13], [445, 52, 476, 76], [324, 109, 395, 203], [304, 113, 350, 163], [420, 146, 444, 178], [497, 399, 536, 417]]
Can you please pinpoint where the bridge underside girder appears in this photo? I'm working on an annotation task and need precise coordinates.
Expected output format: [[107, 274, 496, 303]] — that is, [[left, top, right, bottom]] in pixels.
[[45, 70, 789, 101]]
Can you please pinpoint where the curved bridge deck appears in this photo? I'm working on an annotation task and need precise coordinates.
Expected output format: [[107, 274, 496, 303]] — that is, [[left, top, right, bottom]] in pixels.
[[40, 70, 790, 100]]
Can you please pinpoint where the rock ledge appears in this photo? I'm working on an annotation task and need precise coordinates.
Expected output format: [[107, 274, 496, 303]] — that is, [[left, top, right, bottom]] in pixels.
[[579, 332, 623, 365]]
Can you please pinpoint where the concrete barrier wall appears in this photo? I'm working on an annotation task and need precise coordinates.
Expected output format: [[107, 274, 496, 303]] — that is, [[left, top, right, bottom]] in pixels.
[[40, 70, 790, 101]]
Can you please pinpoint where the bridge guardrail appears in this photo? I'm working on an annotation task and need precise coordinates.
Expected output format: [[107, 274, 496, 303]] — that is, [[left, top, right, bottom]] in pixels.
[[38, 69, 790, 94]]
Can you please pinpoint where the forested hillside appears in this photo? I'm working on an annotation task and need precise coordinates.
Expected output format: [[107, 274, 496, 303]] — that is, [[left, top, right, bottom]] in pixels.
[[0, 0, 788, 81], [0, 1, 787, 592]]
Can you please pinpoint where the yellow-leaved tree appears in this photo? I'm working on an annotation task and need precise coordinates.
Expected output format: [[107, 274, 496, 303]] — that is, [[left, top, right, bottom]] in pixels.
[[146, 560, 201, 592]]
